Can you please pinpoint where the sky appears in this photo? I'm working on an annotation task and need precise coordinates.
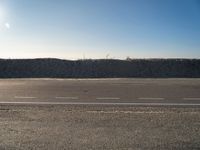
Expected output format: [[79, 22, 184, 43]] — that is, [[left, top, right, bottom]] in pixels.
[[0, 0, 200, 59]]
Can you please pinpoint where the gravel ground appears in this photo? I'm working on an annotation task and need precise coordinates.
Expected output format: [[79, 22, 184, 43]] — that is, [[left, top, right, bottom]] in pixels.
[[0, 105, 199, 150]]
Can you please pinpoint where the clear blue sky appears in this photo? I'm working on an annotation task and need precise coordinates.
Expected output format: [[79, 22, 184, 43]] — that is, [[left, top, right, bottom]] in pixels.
[[0, 0, 199, 59]]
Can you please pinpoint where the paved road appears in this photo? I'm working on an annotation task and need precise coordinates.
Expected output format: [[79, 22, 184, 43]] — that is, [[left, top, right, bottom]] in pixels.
[[0, 78, 200, 106], [1, 79, 200, 149]]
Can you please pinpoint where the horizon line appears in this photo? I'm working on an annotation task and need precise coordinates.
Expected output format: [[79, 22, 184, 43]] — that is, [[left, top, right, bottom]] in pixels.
[[0, 57, 200, 60]]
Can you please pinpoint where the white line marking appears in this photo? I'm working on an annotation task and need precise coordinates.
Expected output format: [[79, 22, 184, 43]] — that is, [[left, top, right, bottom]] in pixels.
[[14, 96, 36, 99], [0, 102, 199, 106], [111, 83, 145, 86], [138, 97, 164, 100], [183, 98, 200, 100], [55, 97, 79, 100], [86, 110, 164, 114], [96, 97, 120, 100]]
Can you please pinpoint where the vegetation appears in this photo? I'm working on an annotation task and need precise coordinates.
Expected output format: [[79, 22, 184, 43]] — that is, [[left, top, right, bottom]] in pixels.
[[0, 58, 200, 78]]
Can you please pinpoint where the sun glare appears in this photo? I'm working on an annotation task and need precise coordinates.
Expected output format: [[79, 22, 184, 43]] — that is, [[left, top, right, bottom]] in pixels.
[[5, 22, 10, 29], [0, 4, 10, 30]]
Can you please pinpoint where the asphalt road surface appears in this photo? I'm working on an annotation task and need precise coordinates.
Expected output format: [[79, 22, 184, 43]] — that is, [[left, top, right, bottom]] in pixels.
[[0, 78, 200, 106], [1, 78, 200, 150]]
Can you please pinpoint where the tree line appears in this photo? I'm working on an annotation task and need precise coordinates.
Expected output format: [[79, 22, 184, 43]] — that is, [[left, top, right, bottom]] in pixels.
[[0, 58, 199, 78]]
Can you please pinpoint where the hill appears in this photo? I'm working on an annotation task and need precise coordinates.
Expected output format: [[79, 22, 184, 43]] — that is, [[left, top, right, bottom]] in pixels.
[[0, 58, 200, 78]]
